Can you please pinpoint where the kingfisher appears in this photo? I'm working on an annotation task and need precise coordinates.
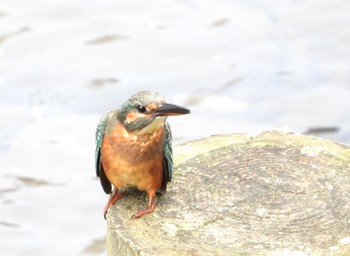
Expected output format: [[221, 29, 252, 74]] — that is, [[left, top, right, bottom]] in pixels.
[[95, 91, 190, 219]]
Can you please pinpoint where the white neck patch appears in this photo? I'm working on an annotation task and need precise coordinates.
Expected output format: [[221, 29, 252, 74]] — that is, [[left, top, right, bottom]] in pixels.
[[134, 116, 167, 135]]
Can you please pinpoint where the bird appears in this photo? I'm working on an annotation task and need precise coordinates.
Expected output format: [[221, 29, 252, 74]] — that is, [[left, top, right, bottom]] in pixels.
[[95, 91, 190, 219]]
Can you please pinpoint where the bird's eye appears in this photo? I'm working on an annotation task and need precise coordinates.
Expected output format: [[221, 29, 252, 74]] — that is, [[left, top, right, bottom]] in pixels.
[[136, 105, 146, 113]]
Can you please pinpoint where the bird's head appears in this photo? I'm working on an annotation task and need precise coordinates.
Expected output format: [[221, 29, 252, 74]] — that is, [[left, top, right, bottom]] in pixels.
[[119, 91, 190, 133]]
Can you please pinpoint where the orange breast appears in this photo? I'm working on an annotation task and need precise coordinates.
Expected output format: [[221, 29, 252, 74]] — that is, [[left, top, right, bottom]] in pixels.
[[101, 122, 164, 192]]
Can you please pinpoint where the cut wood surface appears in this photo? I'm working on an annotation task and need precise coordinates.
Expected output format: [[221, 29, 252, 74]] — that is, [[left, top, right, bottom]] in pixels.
[[106, 131, 350, 256]]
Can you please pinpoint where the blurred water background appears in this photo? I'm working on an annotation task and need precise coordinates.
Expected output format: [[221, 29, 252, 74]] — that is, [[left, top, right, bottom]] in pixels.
[[1, 1, 350, 255]]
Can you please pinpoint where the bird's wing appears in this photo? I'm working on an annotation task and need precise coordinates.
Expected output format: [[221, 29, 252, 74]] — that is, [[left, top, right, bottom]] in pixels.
[[160, 121, 173, 193], [95, 111, 113, 194]]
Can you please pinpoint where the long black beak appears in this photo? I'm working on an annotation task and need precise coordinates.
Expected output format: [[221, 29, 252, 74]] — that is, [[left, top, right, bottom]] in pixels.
[[153, 103, 190, 117]]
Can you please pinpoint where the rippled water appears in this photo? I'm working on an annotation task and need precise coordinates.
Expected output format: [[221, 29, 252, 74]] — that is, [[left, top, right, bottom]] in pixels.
[[1, 1, 350, 255]]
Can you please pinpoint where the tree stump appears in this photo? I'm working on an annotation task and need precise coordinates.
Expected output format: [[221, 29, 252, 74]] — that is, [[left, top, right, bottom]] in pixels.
[[106, 130, 350, 255]]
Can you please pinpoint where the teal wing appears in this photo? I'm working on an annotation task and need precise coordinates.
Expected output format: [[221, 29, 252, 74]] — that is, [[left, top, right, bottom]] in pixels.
[[95, 112, 112, 194], [160, 121, 173, 193]]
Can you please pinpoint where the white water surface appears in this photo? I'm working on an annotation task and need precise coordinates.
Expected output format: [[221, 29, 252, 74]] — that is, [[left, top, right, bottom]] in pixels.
[[1, 1, 350, 255]]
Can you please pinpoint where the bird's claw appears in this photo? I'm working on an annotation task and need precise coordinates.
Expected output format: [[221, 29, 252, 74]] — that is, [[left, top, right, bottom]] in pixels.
[[103, 190, 126, 220], [130, 203, 156, 219]]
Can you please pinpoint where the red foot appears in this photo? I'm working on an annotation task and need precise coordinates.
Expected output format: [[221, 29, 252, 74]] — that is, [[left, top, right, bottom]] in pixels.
[[104, 190, 126, 219], [132, 194, 156, 219], [132, 203, 155, 219]]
